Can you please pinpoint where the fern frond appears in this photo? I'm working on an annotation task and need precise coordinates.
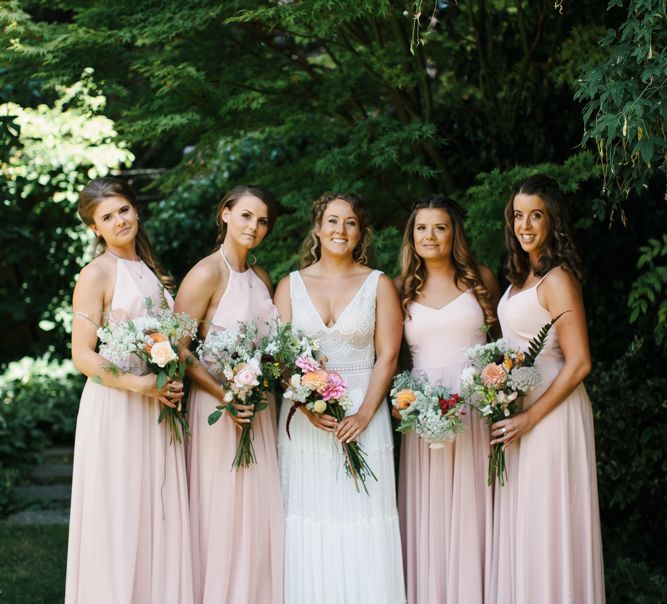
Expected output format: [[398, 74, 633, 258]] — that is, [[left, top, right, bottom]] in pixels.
[[523, 311, 569, 366]]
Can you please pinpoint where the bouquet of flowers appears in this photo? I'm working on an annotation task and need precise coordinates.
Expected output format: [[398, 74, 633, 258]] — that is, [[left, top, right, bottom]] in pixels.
[[461, 313, 564, 486], [272, 322, 377, 494], [390, 371, 466, 448], [198, 321, 282, 468], [96, 297, 198, 444]]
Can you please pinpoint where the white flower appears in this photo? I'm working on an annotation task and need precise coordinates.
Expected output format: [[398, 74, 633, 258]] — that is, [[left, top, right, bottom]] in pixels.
[[460, 366, 477, 387], [224, 390, 233, 403], [290, 374, 301, 388], [150, 340, 177, 367], [338, 395, 353, 411], [312, 400, 327, 414]]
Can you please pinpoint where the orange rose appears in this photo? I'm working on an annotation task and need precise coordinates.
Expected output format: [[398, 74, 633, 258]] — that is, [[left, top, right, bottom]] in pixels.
[[145, 331, 168, 353], [301, 369, 328, 392], [396, 389, 417, 410]]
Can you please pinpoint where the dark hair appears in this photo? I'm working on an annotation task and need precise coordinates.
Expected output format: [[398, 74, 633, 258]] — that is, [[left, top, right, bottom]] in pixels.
[[504, 174, 584, 286], [214, 185, 278, 248], [399, 195, 495, 324], [300, 192, 373, 268], [78, 177, 174, 290]]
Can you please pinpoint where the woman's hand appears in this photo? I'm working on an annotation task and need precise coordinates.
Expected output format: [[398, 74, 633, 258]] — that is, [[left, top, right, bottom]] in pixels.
[[336, 411, 371, 443], [139, 375, 185, 410], [490, 409, 535, 448], [226, 400, 255, 429], [390, 405, 402, 420], [300, 407, 338, 433]]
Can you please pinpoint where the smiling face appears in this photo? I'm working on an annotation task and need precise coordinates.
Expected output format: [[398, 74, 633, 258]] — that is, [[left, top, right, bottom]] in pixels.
[[316, 198, 361, 259], [221, 194, 270, 249], [512, 193, 550, 262], [90, 195, 139, 248], [413, 207, 454, 261]]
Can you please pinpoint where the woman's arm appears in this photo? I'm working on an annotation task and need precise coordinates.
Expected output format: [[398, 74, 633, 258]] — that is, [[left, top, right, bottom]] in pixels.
[[491, 267, 591, 447], [71, 262, 178, 407], [336, 274, 403, 443], [175, 262, 253, 426]]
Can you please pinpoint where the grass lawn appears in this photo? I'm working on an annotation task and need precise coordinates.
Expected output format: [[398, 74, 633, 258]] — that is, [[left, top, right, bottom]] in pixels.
[[0, 524, 67, 603]]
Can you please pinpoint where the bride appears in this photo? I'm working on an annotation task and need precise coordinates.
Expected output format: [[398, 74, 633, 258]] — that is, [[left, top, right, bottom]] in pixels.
[[275, 192, 406, 604]]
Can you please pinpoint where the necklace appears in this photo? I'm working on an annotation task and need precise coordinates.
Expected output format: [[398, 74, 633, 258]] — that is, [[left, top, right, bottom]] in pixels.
[[106, 250, 144, 280]]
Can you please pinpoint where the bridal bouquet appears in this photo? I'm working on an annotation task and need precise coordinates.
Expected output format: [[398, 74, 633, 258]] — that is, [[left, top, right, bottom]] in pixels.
[[275, 322, 377, 494], [198, 321, 282, 468], [390, 371, 467, 448], [461, 313, 564, 486], [96, 297, 198, 444]]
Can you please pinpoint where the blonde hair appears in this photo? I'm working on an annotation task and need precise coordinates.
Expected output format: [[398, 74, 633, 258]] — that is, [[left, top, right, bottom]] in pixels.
[[78, 177, 174, 290], [300, 192, 373, 268], [399, 195, 496, 325]]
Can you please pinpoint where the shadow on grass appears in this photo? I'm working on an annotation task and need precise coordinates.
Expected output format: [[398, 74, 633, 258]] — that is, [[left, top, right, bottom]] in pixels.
[[0, 524, 67, 603]]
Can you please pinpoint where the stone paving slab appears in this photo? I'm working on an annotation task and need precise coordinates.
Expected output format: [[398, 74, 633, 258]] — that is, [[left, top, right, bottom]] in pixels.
[[5, 509, 70, 525], [31, 464, 73, 483], [15, 484, 71, 501]]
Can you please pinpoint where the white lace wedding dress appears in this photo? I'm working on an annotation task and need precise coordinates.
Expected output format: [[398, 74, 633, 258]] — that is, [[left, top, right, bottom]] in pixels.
[[278, 270, 406, 604]]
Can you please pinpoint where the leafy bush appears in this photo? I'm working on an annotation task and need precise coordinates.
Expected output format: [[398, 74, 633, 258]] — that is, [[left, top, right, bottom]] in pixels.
[[0, 356, 84, 458]]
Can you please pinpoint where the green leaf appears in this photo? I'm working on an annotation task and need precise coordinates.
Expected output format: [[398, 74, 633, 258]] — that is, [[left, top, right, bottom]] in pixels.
[[207, 409, 223, 425]]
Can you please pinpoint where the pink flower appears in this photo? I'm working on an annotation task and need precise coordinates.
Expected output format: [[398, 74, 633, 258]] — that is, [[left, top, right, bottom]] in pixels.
[[233, 359, 261, 389], [320, 371, 347, 401], [295, 356, 320, 373], [481, 362, 507, 387]]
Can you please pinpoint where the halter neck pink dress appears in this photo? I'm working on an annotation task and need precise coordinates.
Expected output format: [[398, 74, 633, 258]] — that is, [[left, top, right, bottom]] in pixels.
[[66, 255, 193, 604], [187, 250, 283, 604], [399, 291, 493, 604], [489, 272, 605, 604]]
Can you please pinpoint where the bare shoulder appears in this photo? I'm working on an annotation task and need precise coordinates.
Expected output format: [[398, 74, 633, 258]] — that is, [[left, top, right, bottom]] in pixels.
[[252, 264, 274, 295], [377, 273, 400, 299], [77, 255, 113, 288], [183, 252, 225, 289], [542, 265, 581, 296]]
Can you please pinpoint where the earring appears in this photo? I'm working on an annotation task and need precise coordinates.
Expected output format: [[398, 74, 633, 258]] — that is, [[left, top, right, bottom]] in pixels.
[[249, 253, 258, 266]]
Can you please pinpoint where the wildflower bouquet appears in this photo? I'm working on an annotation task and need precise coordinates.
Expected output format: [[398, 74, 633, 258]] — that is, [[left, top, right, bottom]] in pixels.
[[198, 322, 282, 468], [461, 313, 564, 485], [96, 297, 197, 444], [274, 322, 377, 494], [390, 371, 466, 448]]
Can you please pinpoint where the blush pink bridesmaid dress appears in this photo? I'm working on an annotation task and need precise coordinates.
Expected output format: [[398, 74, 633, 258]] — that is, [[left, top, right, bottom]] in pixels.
[[65, 255, 193, 604], [399, 291, 493, 604], [489, 273, 605, 604], [187, 249, 283, 604]]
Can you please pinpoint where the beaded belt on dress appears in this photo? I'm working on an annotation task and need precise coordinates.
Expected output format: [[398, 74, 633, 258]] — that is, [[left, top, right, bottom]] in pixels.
[[324, 362, 375, 372]]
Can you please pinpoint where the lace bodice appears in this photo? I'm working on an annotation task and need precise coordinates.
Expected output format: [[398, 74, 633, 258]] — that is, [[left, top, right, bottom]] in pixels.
[[289, 270, 380, 372]]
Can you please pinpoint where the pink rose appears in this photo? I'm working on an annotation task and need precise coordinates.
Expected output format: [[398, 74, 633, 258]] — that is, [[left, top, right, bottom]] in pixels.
[[320, 371, 347, 401], [295, 356, 320, 373], [481, 362, 507, 387], [234, 361, 261, 389]]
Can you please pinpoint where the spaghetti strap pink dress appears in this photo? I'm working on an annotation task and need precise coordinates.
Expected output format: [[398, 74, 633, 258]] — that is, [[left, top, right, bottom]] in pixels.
[[399, 291, 493, 604], [489, 273, 605, 604]]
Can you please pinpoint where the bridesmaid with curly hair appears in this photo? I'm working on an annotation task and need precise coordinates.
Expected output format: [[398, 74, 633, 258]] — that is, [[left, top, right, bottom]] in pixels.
[[488, 174, 605, 604], [397, 195, 500, 604]]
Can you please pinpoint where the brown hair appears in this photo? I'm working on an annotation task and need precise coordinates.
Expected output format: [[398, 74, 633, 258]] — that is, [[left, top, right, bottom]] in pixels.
[[399, 195, 496, 325], [300, 192, 373, 268], [78, 177, 174, 290], [215, 185, 278, 248], [504, 174, 584, 286]]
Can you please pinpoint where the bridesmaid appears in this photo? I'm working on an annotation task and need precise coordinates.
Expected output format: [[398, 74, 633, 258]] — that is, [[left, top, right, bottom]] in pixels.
[[397, 195, 500, 604], [175, 185, 282, 604], [67, 177, 192, 603], [489, 174, 605, 603]]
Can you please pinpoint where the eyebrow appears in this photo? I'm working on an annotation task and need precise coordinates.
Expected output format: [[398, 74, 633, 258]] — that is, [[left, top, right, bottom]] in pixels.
[[239, 207, 268, 218]]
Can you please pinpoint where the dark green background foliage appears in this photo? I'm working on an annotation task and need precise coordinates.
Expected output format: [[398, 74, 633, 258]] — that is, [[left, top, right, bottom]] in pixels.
[[0, 1, 665, 600]]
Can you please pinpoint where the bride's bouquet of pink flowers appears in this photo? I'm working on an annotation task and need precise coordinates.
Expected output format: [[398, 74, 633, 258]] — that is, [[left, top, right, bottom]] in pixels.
[[198, 321, 282, 468], [390, 371, 467, 448], [461, 313, 564, 485], [274, 323, 377, 494], [96, 296, 198, 444]]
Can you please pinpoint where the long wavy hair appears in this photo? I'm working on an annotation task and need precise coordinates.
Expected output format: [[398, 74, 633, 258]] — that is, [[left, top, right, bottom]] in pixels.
[[504, 174, 584, 286], [399, 195, 496, 325], [78, 177, 174, 290], [214, 185, 278, 249], [300, 192, 373, 268]]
